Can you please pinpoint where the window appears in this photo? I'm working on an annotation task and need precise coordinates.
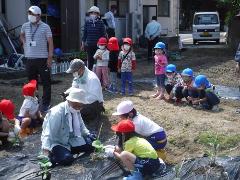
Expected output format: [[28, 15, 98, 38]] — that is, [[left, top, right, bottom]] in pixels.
[[158, 0, 170, 17], [194, 14, 219, 25]]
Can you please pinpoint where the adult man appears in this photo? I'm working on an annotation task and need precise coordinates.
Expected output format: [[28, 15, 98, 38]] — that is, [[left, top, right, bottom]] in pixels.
[[145, 16, 161, 61], [20, 6, 53, 112], [81, 6, 106, 70], [104, 5, 117, 38], [65, 59, 104, 125], [41, 88, 96, 166]]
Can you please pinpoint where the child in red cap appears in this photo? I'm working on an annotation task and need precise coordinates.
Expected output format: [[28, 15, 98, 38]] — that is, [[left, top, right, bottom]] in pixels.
[[111, 119, 161, 178], [107, 37, 119, 93], [93, 37, 110, 90], [0, 99, 16, 144], [118, 37, 136, 96], [16, 80, 42, 138]]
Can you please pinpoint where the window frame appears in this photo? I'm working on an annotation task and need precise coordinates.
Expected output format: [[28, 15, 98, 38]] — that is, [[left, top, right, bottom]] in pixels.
[[158, 0, 170, 17]]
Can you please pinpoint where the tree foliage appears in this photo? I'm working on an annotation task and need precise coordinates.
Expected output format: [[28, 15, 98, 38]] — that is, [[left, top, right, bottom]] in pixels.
[[217, 0, 240, 24]]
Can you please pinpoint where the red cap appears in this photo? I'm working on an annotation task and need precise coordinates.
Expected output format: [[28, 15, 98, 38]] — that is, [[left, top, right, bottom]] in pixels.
[[107, 37, 119, 51], [123, 37, 132, 45], [22, 80, 37, 96], [97, 37, 108, 45], [0, 99, 15, 120], [111, 119, 135, 133]]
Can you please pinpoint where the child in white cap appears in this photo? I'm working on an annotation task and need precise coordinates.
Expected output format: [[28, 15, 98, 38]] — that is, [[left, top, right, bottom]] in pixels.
[[112, 100, 167, 160]]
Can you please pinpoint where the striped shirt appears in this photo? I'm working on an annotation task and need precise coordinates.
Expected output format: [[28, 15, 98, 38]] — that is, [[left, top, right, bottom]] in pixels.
[[21, 21, 52, 58], [82, 17, 106, 46]]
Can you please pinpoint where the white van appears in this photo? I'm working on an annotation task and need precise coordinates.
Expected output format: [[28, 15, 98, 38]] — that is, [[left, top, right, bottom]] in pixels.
[[192, 12, 220, 44]]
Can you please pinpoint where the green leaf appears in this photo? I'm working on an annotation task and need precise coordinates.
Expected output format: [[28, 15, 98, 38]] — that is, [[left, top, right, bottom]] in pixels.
[[92, 140, 104, 152]]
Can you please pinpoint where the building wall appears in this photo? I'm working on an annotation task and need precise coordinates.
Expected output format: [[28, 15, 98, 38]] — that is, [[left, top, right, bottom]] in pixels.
[[5, 0, 30, 28]]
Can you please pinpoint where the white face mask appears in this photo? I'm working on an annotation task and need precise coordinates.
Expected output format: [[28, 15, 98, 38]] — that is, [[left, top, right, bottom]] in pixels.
[[73, 71, 79, 78], [28, 15, 37, 23], [123, 44, 130, 51], [90, 14, 96, 19], [98, 45, 106, 50]]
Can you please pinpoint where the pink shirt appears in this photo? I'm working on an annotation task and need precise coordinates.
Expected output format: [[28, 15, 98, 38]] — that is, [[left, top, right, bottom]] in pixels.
[[154, 54, 168, 75]]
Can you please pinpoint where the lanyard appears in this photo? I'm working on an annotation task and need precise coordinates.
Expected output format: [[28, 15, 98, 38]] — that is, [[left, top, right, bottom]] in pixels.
[[30, 23, 40, 41]]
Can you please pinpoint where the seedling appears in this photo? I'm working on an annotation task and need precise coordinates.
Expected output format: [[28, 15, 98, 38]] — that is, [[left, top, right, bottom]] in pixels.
[[38, 155, 52, 180]]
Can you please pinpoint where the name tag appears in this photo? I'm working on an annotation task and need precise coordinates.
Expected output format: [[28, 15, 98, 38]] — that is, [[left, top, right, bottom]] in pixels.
[[30, 41, 36, 47]]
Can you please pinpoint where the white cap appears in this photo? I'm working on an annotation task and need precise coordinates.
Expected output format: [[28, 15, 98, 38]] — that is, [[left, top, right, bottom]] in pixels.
[[88, 6, 100, 13], [66, 88, 89, 104], [112, 100, 134, 116], [28, 6, 42, 15]]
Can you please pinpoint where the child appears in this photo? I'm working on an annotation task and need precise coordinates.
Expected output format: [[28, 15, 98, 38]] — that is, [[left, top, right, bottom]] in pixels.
[[111, 119, 161, 178], [107, 37, 119, 93], [181, 68, 198, 104], [165, 64, 184, 104], [151, 42, 168, 99], [93, 37, 110, 90], [193, 75, 220, 111], [112, 100, 167, 160], [118, 37, 136, 96], [0, 99, 19, 145], [16, 80, 42, 138]]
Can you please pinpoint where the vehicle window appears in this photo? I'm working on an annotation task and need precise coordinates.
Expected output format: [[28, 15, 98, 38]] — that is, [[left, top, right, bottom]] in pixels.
[[194, 14, 218, 25]]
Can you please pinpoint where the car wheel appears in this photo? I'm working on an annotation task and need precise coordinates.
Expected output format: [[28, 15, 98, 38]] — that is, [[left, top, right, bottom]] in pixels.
[[193, 40, 197, 45], [216, 39, 220, 44]]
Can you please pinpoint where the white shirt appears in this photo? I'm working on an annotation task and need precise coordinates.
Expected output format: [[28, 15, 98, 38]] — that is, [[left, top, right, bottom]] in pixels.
[[93, 49, 109, 67], [66, 67, 104, 103], [104, 11, 116, 29], [19, 96, 39, 117], [133, 113, 163, 137]]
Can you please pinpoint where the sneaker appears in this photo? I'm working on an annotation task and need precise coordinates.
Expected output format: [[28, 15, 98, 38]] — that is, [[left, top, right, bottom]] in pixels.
[[129, 92, 134, 96]]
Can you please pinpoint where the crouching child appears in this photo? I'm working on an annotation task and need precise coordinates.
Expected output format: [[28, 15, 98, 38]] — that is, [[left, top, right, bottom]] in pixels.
[[165, 64, 184, 104], [192, 75, 220, 111]]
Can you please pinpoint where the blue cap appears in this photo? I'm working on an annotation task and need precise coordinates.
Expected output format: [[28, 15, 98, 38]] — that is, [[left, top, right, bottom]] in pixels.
[[154, 42, 166, 49], [181, 68, 193, 77], [193, 75, 211, 88], [166, 64, 176, 73]]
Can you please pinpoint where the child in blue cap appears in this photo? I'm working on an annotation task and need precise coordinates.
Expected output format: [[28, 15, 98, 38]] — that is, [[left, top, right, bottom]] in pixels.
[[181, 68, 198, 105], [192, 75, 220, 111], [165, 64, 184, 104]]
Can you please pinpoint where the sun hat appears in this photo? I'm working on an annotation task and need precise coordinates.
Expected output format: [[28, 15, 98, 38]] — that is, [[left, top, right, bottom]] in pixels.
[[166, 64, 176, 73], [22, 80, 37, 97], [181, 68, 194, 77], [66, 88, 89, 104], [88, 6, 100, 14], [97, 37, 108, 45], [154, 42, 166, 49], [193, 75, 211, 88], [0, 99, 15, 120], [111, 119, 135, 133], [28, 6, 42, 15], [66, 59, 85, 73], [123, 38, 132, 45], [112, 100, 134, 116], [107, 37, 119, 51]]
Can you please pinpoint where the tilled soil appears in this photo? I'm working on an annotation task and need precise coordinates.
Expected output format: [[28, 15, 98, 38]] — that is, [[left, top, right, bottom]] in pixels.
[[0, 47, 239, 177]]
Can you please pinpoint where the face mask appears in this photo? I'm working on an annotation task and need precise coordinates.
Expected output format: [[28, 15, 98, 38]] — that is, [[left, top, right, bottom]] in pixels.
[[98, 45, 106, 50], [90, 14, 96, 19], [69, 105, 80, 113], [28, 15, 37, 23], [73, 72, 79, 78], [123, 44, 130, 51]]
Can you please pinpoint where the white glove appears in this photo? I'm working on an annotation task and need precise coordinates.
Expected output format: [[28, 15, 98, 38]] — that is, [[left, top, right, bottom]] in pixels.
[[14, 124, 21, 134], [9, 131, 16, 138], [104, 145, 115, 158]]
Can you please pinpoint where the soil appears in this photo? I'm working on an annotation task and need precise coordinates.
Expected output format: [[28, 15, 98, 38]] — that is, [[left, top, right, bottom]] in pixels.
[[0, 46, 240, 178]]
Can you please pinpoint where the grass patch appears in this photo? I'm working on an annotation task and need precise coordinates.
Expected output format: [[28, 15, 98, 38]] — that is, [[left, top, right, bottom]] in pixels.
[[195, 131, 240, 150]]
